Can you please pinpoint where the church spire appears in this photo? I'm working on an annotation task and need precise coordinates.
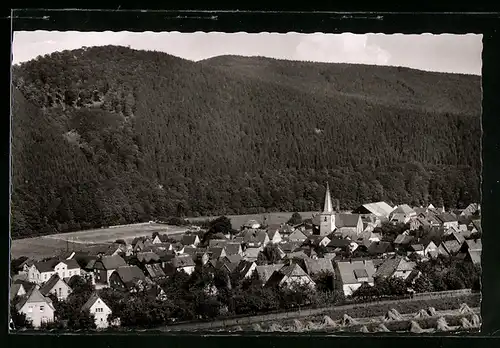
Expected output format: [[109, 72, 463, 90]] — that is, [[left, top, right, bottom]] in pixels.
[[323, 182, 333, 213]]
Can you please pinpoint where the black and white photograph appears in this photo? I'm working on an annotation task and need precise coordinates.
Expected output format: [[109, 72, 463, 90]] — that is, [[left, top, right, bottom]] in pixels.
[[9, 28, 482, 334]]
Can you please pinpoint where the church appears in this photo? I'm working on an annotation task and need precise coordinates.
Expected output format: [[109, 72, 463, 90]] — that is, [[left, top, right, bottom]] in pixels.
[[313, 183, 364, 239]]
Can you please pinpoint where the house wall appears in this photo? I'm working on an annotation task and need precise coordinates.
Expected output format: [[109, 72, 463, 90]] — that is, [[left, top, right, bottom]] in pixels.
[[90, 298, 112, 329], [48, 279, 72, 300], [342, 282, 375, 297], [283, 275, 315, 289], [39, 271, 56, 284], [393, 270, 412, 280], [28, 266, 41, 283], [181, 266, 195, 275], [20, 301, 55, 328], [443, 221, 459, 229], [320, 213, 335, 236]]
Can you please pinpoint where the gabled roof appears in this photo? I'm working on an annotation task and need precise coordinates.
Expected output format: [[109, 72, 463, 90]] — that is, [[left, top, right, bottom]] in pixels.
[[327, 238, 351, 248], [225, 243, 242, 255], [280, 241, 302, 253], [465, 239, 482, 251], [181, 234, 199, 245], [57, 259, 80, 269], [467, 250, 481, 265], [303, 258, 334, 275], [352, 202, 394, 218], [285, 250, 309, 260], [256, 264, 284, 284], [335, 214, 362, 228], [81, 292, 110, 312], [113, 265, 146, 287], [144, 263, 166, 278], [287, 229, 307, 241], [307, 235, 330, 246], [136, 251, 160, 263], [471, 220, 482, 233], [242, 229, 269, 244], [208, 247, 226, 259], [234, 260, 256, 277], [98, 255, 127, 270], [391, 204, 416, 215], [437, 213, 458, 223], [442, 240, 462, 254], [394, 234, 414, 245], [39, 274, 70, 296], [243, 247, 261, 260], [172, 255, 196, 268], [268, 229, 281, 240], [410, 244, 424, 251], [10, 283, 24, 301], [225, 254, 243, 264], [336, 259, 376, 285], [16, 287, 54, 311], [209, 239, 229, 248], [367, 241, 393, 255], [34, 259, 59, 273]]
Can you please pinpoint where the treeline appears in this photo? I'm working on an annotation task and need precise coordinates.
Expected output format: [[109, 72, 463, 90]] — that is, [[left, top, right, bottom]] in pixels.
[[11, 46, 481, 238]]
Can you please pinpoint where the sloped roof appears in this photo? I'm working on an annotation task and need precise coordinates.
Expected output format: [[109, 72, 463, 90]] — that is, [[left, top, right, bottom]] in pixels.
[[392, 204, 416, 215], [181, 234, 199, 245], [280, 263, 309, 278], [208, 247, 226, 259], [374, 256, 404, 278], [467, 250, 481, 265], [267, 229, 280, 240], [244, 247, 261, 260], [471, 220, 482, 233], [303, 258, 334, 275], [465, 239, 482, 251], [35, 259, 59, 273], [225, 243, 242, 255], [443, 240, 462, 254], [172, 255, 196, 268], [327, 238, 351, 248], [410, 244, 424, 251], [58, 259, 80, 269], [394, 234, 414, 245], [225, 254, 243, 264], [81, 292, 110, 312], [307, 235, 330, 246], [337, 260, 376, 285], [100, 255, 127, 270], [16, 287, 54, 311], [280, 241, 302, 253], [234, 260, 256, 277], [287, 229, 307, 241], [136, 251, 160, 263], [209, 239, 229, 248], [39, 274, 70, 296], [10, 283, 24, 301], [242, 229, 269, 244], [113, 265, 146, 287], [335, 214, 361, 228], [437, 213, 458, 223], [367, 241, 393, 255], [256, 264, 284, 284], [285, 251, 309, 260], [352, 202, 394, 217], [182, 246, 198, 256], [144, 263, 166, 278]]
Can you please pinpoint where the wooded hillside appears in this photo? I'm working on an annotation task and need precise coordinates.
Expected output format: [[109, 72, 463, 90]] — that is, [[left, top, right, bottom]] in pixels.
[[11, 45, 481, 238]]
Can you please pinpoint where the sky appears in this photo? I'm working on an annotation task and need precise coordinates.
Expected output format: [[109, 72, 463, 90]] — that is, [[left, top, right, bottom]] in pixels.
[[12, 31, 483, 75]]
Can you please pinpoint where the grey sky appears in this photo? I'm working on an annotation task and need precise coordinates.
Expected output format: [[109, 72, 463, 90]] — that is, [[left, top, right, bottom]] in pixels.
[[12, 31, 482, 75]]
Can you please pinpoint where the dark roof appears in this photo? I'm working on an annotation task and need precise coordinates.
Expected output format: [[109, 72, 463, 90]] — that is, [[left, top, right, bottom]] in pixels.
[[208, 247, 225, 259], [437, 213, 458, 223], [39, 274, 69, 296], [353, 268, 369, 279], [81, 292, 110, 312], [144, 263, 166, 278], [442, 240, 462, 254], [34, 259, 59, 273], [13, 279, 36, 293], [181, 235, 199, 245], [113, 265, 146, 287], [209, 239, 229, 248], [280, 241, 302, 253], [224, 243, 242, 255], [471, 220, 482, 233], [225, 254, 243, 264], [172, 255, 196, 268], [367, 241, 393, 255], [59, 259, 80, 269], [327, 238, 351, 248], [335, 214, 361, 228], [234, 260, 256, 277], [303, 258, 334, 275], [101, 255, 127, 270], [410, 244, 424, 251], [394, 234, 414, 245]]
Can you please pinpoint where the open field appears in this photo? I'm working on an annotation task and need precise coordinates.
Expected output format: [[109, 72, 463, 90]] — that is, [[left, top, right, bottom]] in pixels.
[[188, 211, 320, 230], [11, 223, 188, 260]]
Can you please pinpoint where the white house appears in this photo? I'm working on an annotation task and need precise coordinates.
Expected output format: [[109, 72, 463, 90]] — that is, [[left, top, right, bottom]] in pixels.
[[267, 229, 283, 244], [39, 274, 73, 301], [29, 261, 57, 284], [81, 293, 113, 329], [389, 205, 417, 224], [16, 287, 55, 328], [424, 241, 439, 259], [53, 259, 81, 280]]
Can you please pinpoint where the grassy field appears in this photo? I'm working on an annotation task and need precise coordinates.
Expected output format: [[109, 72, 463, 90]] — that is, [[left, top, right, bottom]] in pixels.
[[11, 223, 188, 260], [188, 211, 319, 230]]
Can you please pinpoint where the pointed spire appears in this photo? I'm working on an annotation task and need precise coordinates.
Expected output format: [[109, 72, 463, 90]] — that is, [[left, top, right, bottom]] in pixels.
[[323, 182, 333, 213]]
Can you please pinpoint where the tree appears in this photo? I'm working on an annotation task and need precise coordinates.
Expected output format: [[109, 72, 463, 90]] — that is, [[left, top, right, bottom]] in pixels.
[[257, 243, 282, 265], [10, 297, 33, 330], [413, 275, 435, 293], [287, 212, 303, 226]]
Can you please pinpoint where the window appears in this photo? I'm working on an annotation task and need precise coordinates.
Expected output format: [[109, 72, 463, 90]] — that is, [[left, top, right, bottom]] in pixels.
[[44, 274, 47, 280], [58, 288, 62, 296], [96, 308, 103, 313], [40, 305, 45, 312], [69, 271, 72, 276], [324, 217, 327, 222]]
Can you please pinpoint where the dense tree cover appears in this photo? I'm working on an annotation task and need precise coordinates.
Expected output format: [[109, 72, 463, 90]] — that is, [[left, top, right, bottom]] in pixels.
[[415, 256, 481, 292], [10, 296, 33, 330], [11, 46, 481, 238], [256, 243, 283, 265], [352, 276, 410, 298], [287, 212, 303, 225]]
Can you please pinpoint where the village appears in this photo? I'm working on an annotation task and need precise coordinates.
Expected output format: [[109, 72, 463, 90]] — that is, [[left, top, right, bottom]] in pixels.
[[9, 184, 482, 331]]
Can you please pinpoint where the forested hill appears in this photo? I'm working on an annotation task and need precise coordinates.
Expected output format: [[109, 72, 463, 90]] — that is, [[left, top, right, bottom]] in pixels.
[[11, 45, 481, 238]]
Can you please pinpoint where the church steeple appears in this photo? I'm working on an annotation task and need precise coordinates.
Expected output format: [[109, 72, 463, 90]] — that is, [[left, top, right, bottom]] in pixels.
[[323, 182, 333, 213]]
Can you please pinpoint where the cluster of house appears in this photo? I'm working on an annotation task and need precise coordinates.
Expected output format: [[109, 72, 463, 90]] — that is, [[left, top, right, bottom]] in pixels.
[[10, 185, 481, 329]]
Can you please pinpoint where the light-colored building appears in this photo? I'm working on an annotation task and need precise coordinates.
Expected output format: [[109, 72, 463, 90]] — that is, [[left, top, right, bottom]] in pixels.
[[81, 292, 113, 329], [336, 259, 376, 296], [389, 205, 417, 224], [16, 287, 55, 328], [39, 274, 72, 301], [54, 259, 81, 280]]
